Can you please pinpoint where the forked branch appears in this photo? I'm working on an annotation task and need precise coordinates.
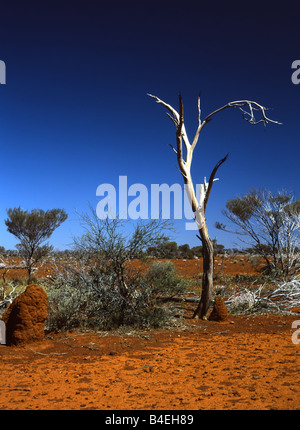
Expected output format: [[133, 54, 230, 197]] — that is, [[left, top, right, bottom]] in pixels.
[[202, 99, 282, 129], [148, 93, 281, 221], [204, 153, 229, 212]]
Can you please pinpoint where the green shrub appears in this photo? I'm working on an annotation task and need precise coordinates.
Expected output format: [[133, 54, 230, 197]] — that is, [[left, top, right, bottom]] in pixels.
[[145, 260, 190, 298], [45, 260, 191, 332]]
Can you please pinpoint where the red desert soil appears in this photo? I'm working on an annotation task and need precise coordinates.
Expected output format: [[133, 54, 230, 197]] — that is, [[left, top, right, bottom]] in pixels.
[[1, 257, 300, 410], [0, 256, 266, 281], [0, 314, 300, 410]]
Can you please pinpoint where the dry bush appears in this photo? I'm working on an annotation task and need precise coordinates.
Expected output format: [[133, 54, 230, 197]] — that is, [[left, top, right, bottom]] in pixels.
[[226, 278, 300, 314]]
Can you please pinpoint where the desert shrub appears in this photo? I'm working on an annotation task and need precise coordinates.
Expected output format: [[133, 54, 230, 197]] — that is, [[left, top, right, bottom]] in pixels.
[[46, 268, 171, 332], [226, 289, 259, 314], [46, 286, 95, 331], [0, 281, 25, 311], [45, 213, 178, 332], [226, 278, 300, 315], [145, 260, 190, 298], [46, 260, 191, 332]]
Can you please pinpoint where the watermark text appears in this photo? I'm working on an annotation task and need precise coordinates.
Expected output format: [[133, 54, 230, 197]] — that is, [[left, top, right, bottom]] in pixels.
[[0, 60, 6, 84], [292, 320, 300, 345], [291, 60, 300, 84], [0, 320, 6, 344], [96, 176, 207, 230]]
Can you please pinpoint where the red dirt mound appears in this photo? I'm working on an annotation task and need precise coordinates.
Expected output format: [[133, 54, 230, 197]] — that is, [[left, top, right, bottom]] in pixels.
[[209, 296, 228, 321], [2, 284, 48, 346]]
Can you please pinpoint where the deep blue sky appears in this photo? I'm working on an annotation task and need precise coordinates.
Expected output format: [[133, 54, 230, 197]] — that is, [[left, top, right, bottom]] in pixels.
[[0, 0, 299, 250]]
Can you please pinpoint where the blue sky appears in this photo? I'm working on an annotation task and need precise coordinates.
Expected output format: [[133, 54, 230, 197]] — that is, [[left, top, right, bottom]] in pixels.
[[0, 0, 299, 250]]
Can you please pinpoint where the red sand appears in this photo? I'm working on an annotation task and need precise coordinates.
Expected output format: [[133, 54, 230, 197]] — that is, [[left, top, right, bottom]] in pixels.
[[0, 256, 266, 282], [0, 314, 299, 410], [1, 257, 300, 410]]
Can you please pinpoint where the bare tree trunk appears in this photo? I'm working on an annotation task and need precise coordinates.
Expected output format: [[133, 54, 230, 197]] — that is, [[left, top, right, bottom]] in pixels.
[[193, 223, 214, 319]]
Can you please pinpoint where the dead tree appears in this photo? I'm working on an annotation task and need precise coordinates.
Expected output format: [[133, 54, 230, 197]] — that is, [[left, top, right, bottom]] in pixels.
[[149, 93, 281, 319]]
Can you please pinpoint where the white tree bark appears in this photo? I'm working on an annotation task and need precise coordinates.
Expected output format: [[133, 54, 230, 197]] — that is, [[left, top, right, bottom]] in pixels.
[[149, 92, 280, 319], [148, 93, 281, 226]]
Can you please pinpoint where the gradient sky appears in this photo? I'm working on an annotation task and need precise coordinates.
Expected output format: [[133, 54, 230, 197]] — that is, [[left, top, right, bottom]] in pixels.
[[0, 0, 299, 251]]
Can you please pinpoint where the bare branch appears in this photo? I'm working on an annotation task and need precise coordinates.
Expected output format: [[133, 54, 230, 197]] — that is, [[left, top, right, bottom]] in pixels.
[[197, 92, 201, 125], [148, 92, 280, 220], [177, 93, 191, 153], [148, 93, 191, 155], [204, 153, 229, 212], [201, 100, 282, 131], [147, 93, 179, 125], [0, 282, 18, 307], [166, 112, 178, 126], [176, 94, 185, 174], [191, 93, 202, 151], [168, 144, 177, 154], [176, 164, 188, 180]]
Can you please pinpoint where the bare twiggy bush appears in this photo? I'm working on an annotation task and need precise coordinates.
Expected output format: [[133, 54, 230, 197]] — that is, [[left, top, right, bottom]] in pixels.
[[226, 278, 300, 314], [46, 211, 185, 331], [0, 282, 18, 309]]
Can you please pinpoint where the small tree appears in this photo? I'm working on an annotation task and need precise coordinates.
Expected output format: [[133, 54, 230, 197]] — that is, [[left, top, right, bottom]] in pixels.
[[178, 244, 194, 259], [147, 240, 179, 258], [162, 241, 179, 258], [149, 93, 280, 318], [216, 188, 300, 280], [5, 207, 67, 282]]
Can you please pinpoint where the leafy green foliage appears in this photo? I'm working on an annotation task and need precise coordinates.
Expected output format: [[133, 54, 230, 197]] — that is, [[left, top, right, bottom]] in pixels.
[[5, 207, 67, 281], [145, 260, 190, 298], [216, 188, 300, 280]]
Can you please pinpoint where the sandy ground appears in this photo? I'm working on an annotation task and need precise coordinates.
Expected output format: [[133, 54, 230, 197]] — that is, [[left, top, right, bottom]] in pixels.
[[1, 257, 300, 411], [0, 255, 266, 282], [0, 314, 299, 410]]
